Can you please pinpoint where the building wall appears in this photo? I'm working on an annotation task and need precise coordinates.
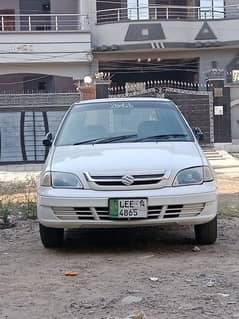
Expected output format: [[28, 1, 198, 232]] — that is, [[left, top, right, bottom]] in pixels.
[[0, 74, 77, 93], [229, 85, 239, 141], [19, 0, 49, 14], [224, 0, 239, 18], [199, 49, 238, 84], [92, 19, 239, 49], [0, 74, 24, 93], [0, 31, 92, 77], [225, 1, 238, 7], [0, 63, 91, 82], [53, 77, 75, 92], [0, 0, 20, 14], [50, 0, 78, 14]]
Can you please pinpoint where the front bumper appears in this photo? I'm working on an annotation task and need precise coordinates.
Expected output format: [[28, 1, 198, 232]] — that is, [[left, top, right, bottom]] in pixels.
[[37, 183, 217, 229]]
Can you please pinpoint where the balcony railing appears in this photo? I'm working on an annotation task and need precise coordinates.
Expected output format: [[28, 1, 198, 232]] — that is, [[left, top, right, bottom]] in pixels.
[[97, 4, 239, 24], [0, 14, 89, 32]]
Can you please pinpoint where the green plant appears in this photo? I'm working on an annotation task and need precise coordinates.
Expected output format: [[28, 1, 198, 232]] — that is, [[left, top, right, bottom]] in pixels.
[[0, 196, 11, 225], [22, 175, 37, 219], [0, 175, 38, 223]]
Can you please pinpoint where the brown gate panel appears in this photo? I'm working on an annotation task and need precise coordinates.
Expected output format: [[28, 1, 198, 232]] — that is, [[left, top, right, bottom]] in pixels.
[[165, 91, 212, 145], [109, 85, 214, 145]]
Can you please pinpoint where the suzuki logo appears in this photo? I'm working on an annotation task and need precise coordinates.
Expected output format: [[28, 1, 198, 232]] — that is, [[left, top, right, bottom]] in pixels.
[[121, 175, 135, 186]]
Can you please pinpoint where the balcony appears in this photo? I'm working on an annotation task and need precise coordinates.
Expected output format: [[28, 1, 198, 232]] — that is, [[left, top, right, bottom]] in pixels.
[[0, 13, 89, 32], [0, 14, 91, 68], [93, 4, 239, 54], [96, 4, 239, 24]]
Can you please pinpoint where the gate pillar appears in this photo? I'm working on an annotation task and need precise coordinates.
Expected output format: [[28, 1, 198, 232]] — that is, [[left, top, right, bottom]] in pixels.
[[79, 85, 96, 100], [207, 69, 232, 143], [79, 78, 110, 100], [96, 80, 111, 99]]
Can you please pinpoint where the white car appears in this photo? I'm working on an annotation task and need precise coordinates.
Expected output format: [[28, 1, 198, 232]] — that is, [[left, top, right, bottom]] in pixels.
[[38, 98, 217, 248]]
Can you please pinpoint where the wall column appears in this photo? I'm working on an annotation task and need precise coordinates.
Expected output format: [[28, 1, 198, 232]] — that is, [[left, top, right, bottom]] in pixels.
[[80, 85, 96, 100], [207, 69, 232, 143], [77, 0, 90, 30], [96, 80, 111, 99]]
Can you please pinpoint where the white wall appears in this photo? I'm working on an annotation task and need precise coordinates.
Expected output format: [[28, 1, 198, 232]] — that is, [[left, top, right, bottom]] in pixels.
[[0, 32, 91, 64]]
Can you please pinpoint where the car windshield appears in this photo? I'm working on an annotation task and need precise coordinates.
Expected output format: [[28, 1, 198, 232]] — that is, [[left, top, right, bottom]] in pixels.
[[56, 100, 194, 146]]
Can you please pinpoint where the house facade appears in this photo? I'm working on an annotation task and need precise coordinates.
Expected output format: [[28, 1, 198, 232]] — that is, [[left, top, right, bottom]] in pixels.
[[0, 0, 239, 162], [0, 0, 93, 93]]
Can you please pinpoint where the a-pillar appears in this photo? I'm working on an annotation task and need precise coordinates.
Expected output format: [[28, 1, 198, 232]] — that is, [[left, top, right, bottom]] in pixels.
[[207, 69, 232, 144]]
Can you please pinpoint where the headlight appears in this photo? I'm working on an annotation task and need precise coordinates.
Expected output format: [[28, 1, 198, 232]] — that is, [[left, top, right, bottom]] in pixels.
[[173, 166, 214, 187], [40, 172, 51, 187], [203, 166, 214, 182], [52, 172, 83, 189], [40, 172, 83, 189]]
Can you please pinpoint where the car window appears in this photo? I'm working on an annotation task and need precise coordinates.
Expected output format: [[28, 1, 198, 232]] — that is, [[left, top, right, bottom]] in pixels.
[[56, 100, 194, 145]]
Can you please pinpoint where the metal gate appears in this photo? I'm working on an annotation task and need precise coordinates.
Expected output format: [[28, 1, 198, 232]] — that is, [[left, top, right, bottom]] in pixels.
[[109, 82, 214, 145], [0, 84, 214, 164], [0, 93, 79, 164]]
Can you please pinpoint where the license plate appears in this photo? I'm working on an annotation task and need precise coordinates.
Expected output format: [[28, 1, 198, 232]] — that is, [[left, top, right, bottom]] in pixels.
[[109, 199, 147, 218]]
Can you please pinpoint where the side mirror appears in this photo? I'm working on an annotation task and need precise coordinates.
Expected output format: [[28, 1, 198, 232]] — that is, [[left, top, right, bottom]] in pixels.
[[43, 132, 53, 147], [193, 127, 204, 142]]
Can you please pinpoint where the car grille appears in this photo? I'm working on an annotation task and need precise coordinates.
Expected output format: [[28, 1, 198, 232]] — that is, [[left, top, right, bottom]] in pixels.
[[84, 172, 167, 190], [52, 203, 205, 221], [163, 203, 205, 219]]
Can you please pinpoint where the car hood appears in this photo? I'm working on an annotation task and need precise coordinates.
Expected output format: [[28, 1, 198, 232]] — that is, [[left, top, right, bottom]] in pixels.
[[50, 142, 203, 176]]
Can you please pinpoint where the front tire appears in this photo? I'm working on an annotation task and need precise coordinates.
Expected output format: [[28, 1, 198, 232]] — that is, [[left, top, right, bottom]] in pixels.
[[39, 223, 64, 248], [194, 216, 217, 245]]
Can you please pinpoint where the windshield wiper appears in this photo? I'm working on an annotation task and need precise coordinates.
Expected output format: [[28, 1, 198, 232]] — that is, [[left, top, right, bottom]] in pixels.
[[74, 137, 108, 145], [95, 134, 137, 144], [73, 134, 137, 145], [135, 134, 188, 142]]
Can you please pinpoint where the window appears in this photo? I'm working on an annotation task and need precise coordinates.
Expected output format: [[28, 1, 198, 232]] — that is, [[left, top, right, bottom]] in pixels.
[[200, 0, 224, 19], [128, 0, 149, 20]]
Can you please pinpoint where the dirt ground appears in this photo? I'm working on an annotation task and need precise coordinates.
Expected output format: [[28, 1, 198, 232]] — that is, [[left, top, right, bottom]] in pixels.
[[0, 170, 239, 319]]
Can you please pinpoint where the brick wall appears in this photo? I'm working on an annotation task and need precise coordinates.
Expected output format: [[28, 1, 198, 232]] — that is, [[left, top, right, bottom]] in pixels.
[[0, 93, 80, 111]]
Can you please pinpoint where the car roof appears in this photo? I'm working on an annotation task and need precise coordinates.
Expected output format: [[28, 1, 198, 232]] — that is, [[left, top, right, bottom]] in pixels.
[[74, 97, 172, 106]]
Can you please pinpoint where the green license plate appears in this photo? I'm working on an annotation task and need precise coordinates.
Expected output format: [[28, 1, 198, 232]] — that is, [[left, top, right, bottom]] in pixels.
[[109, 199, 148, 218]]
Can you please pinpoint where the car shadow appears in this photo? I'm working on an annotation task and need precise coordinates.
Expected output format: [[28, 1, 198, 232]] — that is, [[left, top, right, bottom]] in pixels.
[[62, 225, 196, 253]]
